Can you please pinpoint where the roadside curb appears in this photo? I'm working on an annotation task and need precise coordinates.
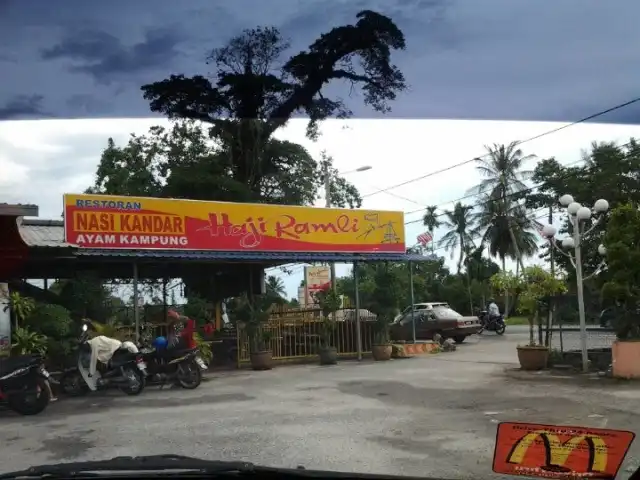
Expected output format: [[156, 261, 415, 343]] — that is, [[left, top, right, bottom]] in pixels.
[[502, 366, 640, 387], [392, 342, 440, 358]]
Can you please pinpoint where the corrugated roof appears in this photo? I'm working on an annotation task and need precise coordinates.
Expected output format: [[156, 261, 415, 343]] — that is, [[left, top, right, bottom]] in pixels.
[[18, 218, 70, 248], [74, 249, 438, 263], [0, 204, 38, 217], [14, 218, 439, 263]]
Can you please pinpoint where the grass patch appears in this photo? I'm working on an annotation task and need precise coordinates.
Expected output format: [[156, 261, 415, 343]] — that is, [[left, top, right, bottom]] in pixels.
[[505, 316, 529, 325]]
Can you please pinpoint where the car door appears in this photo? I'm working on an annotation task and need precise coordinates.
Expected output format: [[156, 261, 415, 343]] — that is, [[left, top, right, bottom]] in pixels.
[[418, 310, 438, 339]]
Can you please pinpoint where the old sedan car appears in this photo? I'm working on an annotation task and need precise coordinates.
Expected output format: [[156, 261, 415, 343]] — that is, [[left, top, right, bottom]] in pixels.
[[389, 302, 482, 344]]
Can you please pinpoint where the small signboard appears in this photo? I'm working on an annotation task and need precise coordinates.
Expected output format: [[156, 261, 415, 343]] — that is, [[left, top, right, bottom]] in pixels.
[[492, 422, 635, 479]]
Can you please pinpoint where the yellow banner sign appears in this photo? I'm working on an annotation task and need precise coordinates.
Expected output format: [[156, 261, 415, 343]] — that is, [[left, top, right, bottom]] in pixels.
[[63, 194, 406, 252]]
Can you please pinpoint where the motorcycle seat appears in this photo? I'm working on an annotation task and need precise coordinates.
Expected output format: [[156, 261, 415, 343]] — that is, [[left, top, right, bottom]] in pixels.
[[0, 355, 39, 377], [109, 349, 138, 367]]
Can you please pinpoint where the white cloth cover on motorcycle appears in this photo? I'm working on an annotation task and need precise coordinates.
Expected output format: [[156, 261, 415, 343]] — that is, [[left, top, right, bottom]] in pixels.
[[87, 336, 122, 376], [121, 341, 139, 354]]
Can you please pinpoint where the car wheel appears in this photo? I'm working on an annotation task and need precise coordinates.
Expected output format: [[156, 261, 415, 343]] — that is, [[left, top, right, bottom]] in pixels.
[[453, 336, 466, 344]]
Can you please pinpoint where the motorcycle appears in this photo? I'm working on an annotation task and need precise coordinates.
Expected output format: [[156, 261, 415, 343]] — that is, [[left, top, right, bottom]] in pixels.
[[0, 354, 51, 415], [60, 324, 148, 397], [140, 345, 206, 389], [478, 310, 506, 335]]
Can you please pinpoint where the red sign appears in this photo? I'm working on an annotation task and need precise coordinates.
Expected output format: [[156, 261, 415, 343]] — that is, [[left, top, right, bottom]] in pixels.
[[493, 422, 635, 479]]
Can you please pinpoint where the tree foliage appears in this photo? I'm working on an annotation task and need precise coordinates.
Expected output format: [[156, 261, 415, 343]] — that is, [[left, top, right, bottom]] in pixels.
[[527, 139, 640, 285], [602, 204, 640, 340]]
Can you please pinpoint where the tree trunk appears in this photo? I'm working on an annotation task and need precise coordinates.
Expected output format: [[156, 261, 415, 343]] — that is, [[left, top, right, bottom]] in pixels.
[[502, 257, 509, 317], [529, 311, 537, 346]]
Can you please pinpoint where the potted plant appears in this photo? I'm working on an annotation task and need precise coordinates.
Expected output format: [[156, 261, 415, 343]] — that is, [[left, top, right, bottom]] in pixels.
[[601, 204, 640, 378], [366, 263, 400, 361], [491, 266, 566, 370], [235, 294, 274, 370], [313, 286, 342, 365]]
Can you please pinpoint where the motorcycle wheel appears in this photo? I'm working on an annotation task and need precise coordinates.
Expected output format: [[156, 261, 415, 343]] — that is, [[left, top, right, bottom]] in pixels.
[[59, 370, 90, 396], [119, 367, 146, 396], [176, 360, 202, 390], [7, 377, 50, 416], [496, 324, 506, 335]]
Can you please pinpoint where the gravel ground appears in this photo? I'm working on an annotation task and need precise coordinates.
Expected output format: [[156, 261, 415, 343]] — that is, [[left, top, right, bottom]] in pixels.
[[1, 328, 639, 480]]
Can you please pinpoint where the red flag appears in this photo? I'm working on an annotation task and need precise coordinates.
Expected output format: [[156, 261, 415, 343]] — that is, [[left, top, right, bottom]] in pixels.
[[417, 231, 433, 246]]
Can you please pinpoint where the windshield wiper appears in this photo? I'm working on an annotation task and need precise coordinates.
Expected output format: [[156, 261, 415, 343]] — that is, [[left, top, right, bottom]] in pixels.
[[0, 455, 256, 478]]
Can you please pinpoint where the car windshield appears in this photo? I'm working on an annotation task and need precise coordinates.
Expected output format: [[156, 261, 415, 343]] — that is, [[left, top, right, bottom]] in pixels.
[[2, 2, 639, 480]]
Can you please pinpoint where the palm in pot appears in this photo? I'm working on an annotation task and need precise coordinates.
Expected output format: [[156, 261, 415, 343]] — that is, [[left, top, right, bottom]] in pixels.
[[313, 287, 342, 365]]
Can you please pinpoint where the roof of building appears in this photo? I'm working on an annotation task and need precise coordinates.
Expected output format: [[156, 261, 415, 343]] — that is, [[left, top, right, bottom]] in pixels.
[[74, 249, 436, 263], [15, 218, 438, 262], [18, 218, 69, 248], [0, 204, 39, 217]]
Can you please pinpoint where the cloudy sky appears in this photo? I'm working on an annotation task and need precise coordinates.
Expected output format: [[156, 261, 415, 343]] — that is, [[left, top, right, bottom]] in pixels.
[[2, 0, 640, 299], [1, 0, 639, 123]]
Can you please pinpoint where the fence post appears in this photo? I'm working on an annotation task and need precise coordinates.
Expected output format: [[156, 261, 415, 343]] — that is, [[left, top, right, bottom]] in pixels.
[[409, 261, 416, 343], [354, 261, 362, 361], [132, 262, 140, 344]]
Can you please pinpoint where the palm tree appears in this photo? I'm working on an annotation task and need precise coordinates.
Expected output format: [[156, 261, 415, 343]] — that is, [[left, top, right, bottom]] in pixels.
[[439, 202, 476, 273], [474, 194, 538, 271], [468, 142, 536, 271], [266, 275, 286, 299], [422, 205, 441, 252]]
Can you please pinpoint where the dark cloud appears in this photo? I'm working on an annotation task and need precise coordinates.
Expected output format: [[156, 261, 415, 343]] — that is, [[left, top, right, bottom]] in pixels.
[[0, 94, 52, 120], [0, 0, 639, 123], [41, 27, 184, 85]]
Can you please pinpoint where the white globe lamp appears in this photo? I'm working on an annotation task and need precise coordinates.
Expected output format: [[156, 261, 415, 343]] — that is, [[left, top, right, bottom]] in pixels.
[[541, 224, 556, 238], [598, 244, 607, 256], [562, 237, 575, 249], [576, 206, 592, 221], [594, 199, 609, 213], [567, 202, 582, 215], [559, 194, 574, 207]]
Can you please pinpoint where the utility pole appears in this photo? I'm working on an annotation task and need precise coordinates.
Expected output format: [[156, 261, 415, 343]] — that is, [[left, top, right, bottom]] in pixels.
[[544, 205, 554, 347], [324, 165, 337, 300]]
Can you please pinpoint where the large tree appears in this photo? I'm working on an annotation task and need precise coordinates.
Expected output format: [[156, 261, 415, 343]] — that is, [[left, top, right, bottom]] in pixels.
[[88, 12, 406, 302], [89, 121, 361, 208], [527, 139, 640, 290], [137, 11, 406, 201]]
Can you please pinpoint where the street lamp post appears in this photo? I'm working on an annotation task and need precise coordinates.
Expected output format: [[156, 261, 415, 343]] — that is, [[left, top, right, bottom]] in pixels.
[[324, 164, 373, 290], [324, 164, 372, 361], [540, 195, 609, 373]]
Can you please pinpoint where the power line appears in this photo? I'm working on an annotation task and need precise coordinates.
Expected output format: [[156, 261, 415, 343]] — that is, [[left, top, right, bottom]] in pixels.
[[401, 158, 586, 220], [363, 96, 640, 199], [404, 136, 639, 228]]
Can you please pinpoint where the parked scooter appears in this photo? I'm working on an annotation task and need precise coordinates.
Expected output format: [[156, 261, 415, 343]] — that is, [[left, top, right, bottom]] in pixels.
[[478, 310, 506, 335], [0, 354, 51, 415], [139, 340, 205, 389], [59, 324, 148, 397]]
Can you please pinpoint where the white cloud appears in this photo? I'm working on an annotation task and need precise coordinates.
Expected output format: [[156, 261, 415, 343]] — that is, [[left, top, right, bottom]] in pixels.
[[1, 118, 636, 298]]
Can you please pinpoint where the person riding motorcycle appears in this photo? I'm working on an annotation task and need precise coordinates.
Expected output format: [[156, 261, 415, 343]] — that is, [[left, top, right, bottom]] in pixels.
[[487, 298, 501, 322]]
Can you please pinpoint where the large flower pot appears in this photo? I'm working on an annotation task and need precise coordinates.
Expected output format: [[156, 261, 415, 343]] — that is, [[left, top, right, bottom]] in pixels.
[[250, 351, 273, 371], [517, 345, 549, 371], [612, 340, 640, 379], [318, 346, 338, 366], [372, 344, 392, 361]]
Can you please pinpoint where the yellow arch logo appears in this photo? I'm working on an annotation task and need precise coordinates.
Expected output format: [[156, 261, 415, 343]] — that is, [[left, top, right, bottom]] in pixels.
[[507, 429, 608, 473]]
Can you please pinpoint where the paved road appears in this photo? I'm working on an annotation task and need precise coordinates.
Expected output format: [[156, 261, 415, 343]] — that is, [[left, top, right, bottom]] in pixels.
[[2, 329, 640, 480]]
